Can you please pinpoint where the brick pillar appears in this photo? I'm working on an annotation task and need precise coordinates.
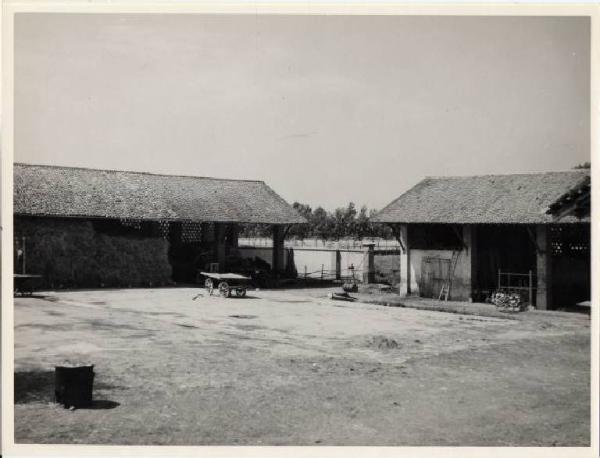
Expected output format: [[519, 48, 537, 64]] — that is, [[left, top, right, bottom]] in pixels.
[[362, 243, 375, 284], [536, 225, 552, 310], [399, 224, 411, 296], [272, 225, 285, 274], [331, 250, 341, 280], [214, 223, 226, 271]]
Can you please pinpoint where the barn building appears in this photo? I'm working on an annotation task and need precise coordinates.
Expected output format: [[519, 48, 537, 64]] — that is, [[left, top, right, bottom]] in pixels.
[[13, 163, 305, 288], [372, 171, 591, 310]]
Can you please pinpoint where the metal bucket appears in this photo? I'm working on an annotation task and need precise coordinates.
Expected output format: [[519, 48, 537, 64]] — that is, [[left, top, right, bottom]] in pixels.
[[54, 365, 95, 408]]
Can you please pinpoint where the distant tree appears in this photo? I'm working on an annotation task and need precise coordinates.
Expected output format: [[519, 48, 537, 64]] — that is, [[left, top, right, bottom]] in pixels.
[[344, 202, 358, 237], [356, 205, 370, 239], [240, 201, 395, 241], [288, 202, 313, 239], [369, 208, 393, 239], [331, 206, 345, 239], [331, 202, 359, 239], [293, 202, 312, 215], [312, 207, 333, 240], [239, 223, 271, 238], [573, 162, 591, 169]]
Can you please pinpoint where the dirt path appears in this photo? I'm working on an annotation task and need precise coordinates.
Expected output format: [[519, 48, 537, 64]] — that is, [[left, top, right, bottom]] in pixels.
[[14, 287, 590, 445]]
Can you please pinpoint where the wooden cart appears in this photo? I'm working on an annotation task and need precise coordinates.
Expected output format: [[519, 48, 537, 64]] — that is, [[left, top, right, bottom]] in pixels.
[[199, 272, 252, 298], [14, 274, 42, 296]]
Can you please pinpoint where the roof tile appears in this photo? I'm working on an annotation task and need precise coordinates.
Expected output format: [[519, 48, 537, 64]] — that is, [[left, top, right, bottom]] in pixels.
[[14, 163, 306, 224], [372, 171, 590, 224]]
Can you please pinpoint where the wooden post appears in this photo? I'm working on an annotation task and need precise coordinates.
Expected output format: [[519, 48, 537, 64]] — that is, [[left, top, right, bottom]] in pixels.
[[272, 225, 285, 275], [469, 225, 477, 300], [229, 224, 239, 249], [22, 236, 26, 275], [399, 225, 410, 296], [214, 223, 226, 271], [462, 224, 476, 302], [535, 225, 552, 310], [201, 223, 213, 244], [170, 221, 183, 246], [528, 270, 533, 306]]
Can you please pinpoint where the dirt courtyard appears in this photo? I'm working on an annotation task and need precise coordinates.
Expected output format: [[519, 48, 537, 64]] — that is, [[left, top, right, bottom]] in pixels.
[[14, 287, 590, 446]]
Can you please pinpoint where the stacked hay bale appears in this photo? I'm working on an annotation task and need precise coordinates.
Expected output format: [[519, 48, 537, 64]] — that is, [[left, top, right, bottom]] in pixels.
[[15, 217, 172, 289]]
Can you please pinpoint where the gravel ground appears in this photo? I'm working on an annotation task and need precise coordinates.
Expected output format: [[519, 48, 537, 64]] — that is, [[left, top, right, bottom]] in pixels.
[[14, 287, 590, 445]]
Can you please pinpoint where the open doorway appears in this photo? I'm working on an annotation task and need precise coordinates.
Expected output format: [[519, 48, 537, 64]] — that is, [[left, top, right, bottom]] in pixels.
[[474, 225, 537, 304]]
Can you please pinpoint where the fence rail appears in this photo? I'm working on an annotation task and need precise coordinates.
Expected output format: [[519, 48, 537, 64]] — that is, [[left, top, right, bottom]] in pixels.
[[299, 265, 361, 282]]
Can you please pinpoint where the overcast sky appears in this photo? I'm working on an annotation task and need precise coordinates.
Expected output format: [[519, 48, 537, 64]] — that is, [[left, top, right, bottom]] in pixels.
[[15, 14, 590, 211]]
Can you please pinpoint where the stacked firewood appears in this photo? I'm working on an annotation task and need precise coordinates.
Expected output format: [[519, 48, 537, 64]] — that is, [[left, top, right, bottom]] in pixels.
[[492, 290, 527, 312]]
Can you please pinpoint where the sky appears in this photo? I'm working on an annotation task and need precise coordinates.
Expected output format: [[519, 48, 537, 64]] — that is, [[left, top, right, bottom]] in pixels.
[[14, 14, 590, 211]]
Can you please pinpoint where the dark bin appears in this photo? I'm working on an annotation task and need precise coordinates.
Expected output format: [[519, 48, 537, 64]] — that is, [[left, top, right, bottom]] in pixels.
[[55, 365, 95, 408]]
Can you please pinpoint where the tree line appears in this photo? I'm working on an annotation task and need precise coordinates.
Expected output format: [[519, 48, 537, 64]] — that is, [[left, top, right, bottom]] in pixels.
[[573, 162, 590, 169], [240, 202, 394, 240]]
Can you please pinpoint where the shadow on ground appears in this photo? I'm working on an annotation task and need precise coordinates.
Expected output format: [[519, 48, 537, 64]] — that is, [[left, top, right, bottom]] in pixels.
[[14, 294, 54, 300], [14, 370, 54, 404], [83, 400, 120, 409], [15, 370, 120, 409]]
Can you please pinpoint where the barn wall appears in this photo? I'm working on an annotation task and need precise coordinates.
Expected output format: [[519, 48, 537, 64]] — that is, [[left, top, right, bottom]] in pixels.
[[552, 257, 590, 306], [550, 224, 591, 308], [14, 216, 173, 288]]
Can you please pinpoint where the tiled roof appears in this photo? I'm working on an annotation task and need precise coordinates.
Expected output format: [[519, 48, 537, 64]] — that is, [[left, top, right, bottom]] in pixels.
[[14, 163, 306, 224], [546, 174, 590, 220], [372, 171, 591, 224]]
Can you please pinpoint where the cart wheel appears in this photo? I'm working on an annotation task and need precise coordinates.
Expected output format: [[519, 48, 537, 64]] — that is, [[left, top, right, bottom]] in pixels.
[[219, 281, 230, 298], [237, 288, 246, 298], [205, 278, 214, 296]]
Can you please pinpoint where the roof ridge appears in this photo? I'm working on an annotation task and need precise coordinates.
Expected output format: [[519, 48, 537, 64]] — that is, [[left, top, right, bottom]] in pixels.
[[423, 170, 588, 180], [14, 162, 266, 184]]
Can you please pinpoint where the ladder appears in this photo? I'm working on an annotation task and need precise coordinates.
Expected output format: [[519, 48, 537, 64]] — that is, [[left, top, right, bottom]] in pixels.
[[438, 251, 460, 301]]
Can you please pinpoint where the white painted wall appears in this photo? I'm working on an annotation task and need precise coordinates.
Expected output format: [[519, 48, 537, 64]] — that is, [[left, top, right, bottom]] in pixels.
[[238, 247, 364, 279], [237, 247, 288, 269]]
